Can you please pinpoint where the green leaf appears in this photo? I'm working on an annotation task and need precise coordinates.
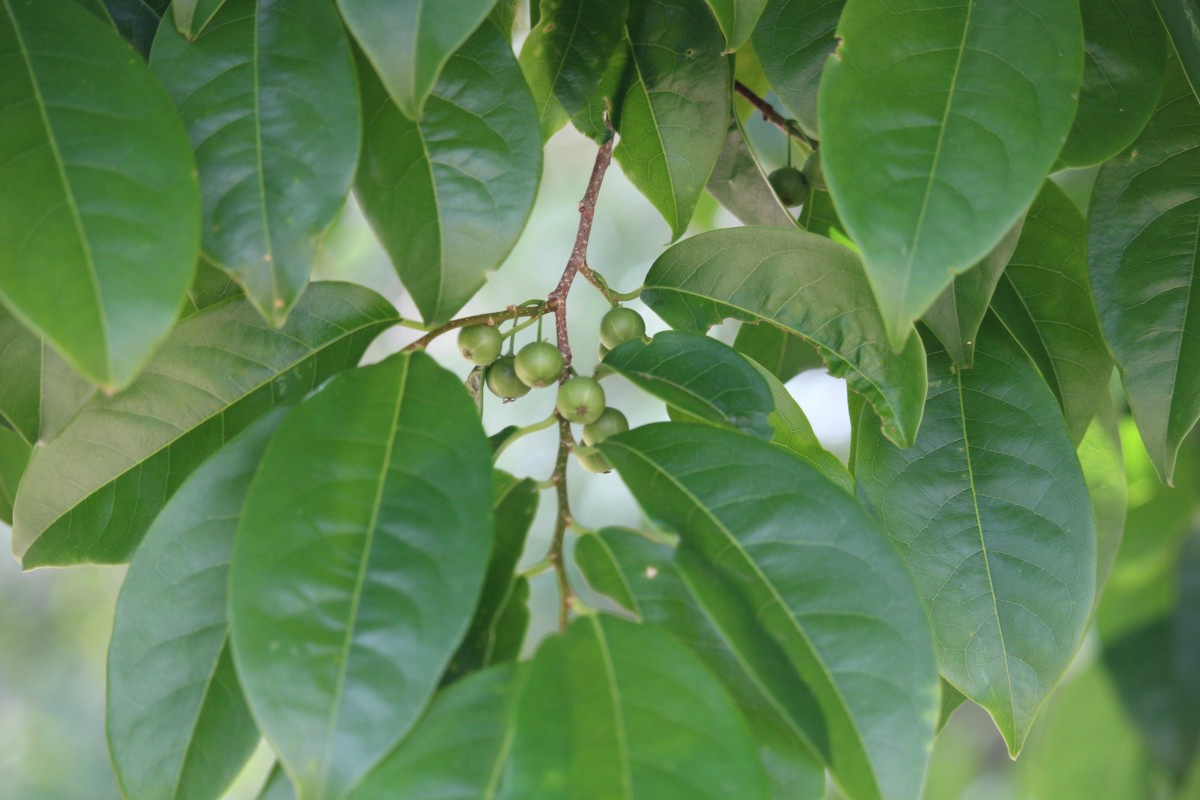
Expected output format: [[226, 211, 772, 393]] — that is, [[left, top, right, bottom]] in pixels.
[[797, 184, 847, 241], [615, 0, 729, 239], [571, 41, 631, 142], [71, 0, 113, 23], [704, 0, 768, 51], [1059, 0, 1167, 168], [444, 472, 538, 683], [11, 283, 398, 568], [189, 257, 243, 313], [229, 351, 494, 800], [1156, 0, 1200, 99], [601, 422, 939, 800], [1079, 394, 1127, 615], [751, 0, 844, 136], [489, 575, 531, 665], [107, 411, 283, 800], [519, 0, 629, 139], [855, 317, 1097, 755], [0, 305, 94, 446], [922, 216, 1024, 369], [937, 680, 967, 730], [1088, 56, 1200, 485], [603, 331, 774, 440], [991, 182, 1112, 445], [732, 322, 822, 383], [0, 0, 200, 389], [102, 0, 167, 58], [171, 0, 224, 38], [748, 359, 853, 492], [150, 0, 360, 325], [0, 425, 28, 525], [337, 0, 495, 120], [256, 765, 295, 800], [642, 227, 927, 447], [352, 665, 518, 800], [818, 0, 1084, 346], [575, 529, 826, 800], [356, 17, 541, 325], [706, 118, 796, 227], [499, 613, 770, 800]]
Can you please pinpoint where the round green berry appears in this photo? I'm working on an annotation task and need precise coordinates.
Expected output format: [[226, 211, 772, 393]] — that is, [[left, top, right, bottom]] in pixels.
[[514, 341, 564, 388], [556, 376, 606, 424], [599, 307, 646, 350], [457, 325, 502, 366], [485, 355, 530, 399], [768, 166, 809, 207], [575, 449, 613, 474], [802, 151, 825, 192], [582, 407, 629, 446]]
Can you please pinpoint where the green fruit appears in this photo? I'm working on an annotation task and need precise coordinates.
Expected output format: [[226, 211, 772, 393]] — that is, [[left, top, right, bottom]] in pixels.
[[598, 342, 610, 360], [575, 449, 613, 473], [582, 407, 629, 446], [485, 355, 530, 399], [556, 376, 606, 424], [599, 307, 646, 350], [458, 325, 502, 366], [768, 166, 809, 207], [514, 341, 564, 387], [802, 151, 825, 192]]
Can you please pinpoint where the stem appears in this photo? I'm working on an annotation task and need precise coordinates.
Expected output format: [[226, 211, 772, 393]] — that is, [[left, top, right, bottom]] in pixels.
[[404, 303, 553, 352], [492, 413, 558, 461], [734, 80, 818, 151]]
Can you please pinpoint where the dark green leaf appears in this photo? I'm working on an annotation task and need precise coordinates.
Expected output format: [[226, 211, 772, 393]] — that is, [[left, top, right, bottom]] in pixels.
[[356, 17, 541, 325], [71, 0, 113, 23], [752, 0, 844, 136], [922, 216, 1024, 369], [733, 322, 822, 383], [444, 472, 538, 683], [107, 411, 283, 800], [11, 283, 398, 568], [499, 613, 770, 800], [0, 0, 200, 389], [189, 257, 243, 313], [488, 575, 531, 665], [992, 181, 1111, 445], [603, 331, 774, 440], [336, 0, 496, 120], [0, 304, 93, 446], [615, 0, 728, 239], [171, 0, 225, 38], [151, 0, 360, 325], [1059, 0, 1167, 167], [575, 528, 826, 800], [938, 680, 967, 730], [704, 0, 768, 51], [855, 317, 1096, 755], [706, 118, 796, 227], [642, 227, 927, 447], [601, 423, 939, 800], [819, 0, 1084, 346], [0, 425, 28, 525], [352, 665, 519, 800], [571, 41, 631, 142], [102, 0, 167, 58], [1155, 0, 1200, 98], [520, 0, 629, 139], [229, 351, 494, 800], [1079, 393, 1127, 614], [1088, 56, 1200, 484]]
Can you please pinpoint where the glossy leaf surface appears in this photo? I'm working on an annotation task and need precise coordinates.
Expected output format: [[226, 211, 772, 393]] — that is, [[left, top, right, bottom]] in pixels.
[[356, 17, 541, 325], [856, 318, 1096, 755], [575, 528, 826, 800], [819, 0, 1084, 345], [642, 227, 927, 447], [500, 613, 770, 800], [1059, 0, 1166, 167], [752, 0, 844, 136], [1088, 57, 1200, 484], [603, 331, 774, 439], [0, 0, 199, 388], [615, 0, 728, 239], [992, 181, 1111, 445], [352, 665, 518, 800], [151, 0, 360, 324], [337, 0, 495, 120], [12, 283, 398, 568], [923, 217, 1024, 369], [602, 422, 939, 800], [107, 412, 283, 800], [230, 351, 494, 800]]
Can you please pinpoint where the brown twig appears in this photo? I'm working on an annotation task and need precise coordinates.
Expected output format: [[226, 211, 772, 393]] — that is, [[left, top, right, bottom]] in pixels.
[[734, 80, 818, 151], [403, 303, 553, 352]]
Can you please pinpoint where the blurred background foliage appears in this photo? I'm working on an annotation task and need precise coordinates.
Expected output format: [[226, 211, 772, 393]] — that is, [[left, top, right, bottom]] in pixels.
[[2, 48, 1198, 800]]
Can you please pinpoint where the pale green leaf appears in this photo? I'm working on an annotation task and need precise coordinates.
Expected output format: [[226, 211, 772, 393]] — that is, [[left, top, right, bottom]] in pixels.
[[732, 322, 822, 383], [0, 425, 28, 525], [706, 118, 796, 228], [704, 0, 768, 51]]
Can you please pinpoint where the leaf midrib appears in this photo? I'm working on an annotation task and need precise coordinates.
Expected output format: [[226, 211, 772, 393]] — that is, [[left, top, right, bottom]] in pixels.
[[250, 0, 280, 313], [590, 616, 633, 799]]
